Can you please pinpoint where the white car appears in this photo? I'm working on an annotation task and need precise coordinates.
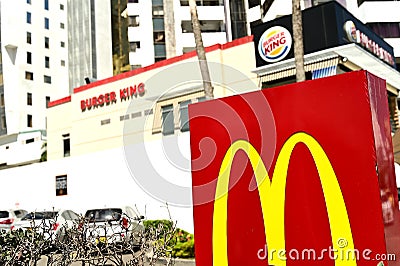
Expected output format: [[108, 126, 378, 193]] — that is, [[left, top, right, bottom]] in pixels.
[[83, 206, 145, 248], [0, 209, 28, 232], [12, 209, 80, 241]]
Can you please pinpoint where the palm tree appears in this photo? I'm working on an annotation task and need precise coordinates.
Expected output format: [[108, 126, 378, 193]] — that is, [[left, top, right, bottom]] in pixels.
[[189, 0, 214, 99], [292, 0, 305, 82]]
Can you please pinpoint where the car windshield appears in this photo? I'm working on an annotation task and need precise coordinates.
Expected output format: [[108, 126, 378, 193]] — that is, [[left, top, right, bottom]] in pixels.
[[14, 210, 28, 218], [84, 208, 122, 222], [0, 211, 9, 218], [22, 211, 58, 220]]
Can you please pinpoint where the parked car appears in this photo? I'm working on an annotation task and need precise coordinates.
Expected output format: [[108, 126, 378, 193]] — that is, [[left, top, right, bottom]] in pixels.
[[0, 209, 28, 232], [83, 206, 145, 247], [12, 209, 80, 241]]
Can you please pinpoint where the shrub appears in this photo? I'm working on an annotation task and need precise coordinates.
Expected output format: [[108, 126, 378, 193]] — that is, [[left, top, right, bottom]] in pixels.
[[144, 220, 195, 259]]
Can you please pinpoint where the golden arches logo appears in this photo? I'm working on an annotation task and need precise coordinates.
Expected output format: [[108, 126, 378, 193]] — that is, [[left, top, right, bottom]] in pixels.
[[212, 132, 356, 266]]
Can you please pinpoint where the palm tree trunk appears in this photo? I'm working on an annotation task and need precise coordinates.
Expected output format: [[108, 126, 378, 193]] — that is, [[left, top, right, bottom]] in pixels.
[[189, 0, 214, 99], [292, 0, 305, 82]]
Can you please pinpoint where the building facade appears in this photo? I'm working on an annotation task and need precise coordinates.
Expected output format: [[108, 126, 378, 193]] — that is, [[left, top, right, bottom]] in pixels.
[[67, 0, 114, 92], [0, 0, 114, 167], [0, 37, 257, 232], [0, 0, 69, 166], [113, 0, 262, 72]]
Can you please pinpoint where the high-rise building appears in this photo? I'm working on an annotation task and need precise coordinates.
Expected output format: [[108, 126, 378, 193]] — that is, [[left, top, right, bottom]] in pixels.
[[0, 0, 114, 167], [112, 0, 262, 72], [0, 0, 68, 137], [68, 0, 113, 91]]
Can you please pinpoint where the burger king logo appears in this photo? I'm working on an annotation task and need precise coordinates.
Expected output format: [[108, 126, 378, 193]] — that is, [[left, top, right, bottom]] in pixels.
[[258, 26, 292, 63], [344, 20, 358, 42]]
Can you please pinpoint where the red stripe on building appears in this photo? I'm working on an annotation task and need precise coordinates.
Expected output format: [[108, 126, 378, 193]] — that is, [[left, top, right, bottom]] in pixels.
[[48, 96, 71, 108]]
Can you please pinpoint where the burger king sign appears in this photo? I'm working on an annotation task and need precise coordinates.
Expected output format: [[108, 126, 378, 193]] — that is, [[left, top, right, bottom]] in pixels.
[[258, 26, 292, 63]]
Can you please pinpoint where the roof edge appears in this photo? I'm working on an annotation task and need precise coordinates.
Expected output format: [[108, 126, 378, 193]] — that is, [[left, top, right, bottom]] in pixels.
[[73, 35, 254, 94]]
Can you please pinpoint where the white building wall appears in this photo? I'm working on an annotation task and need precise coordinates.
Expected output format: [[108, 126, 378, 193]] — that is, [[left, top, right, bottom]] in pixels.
[[127, 1, 155, 67], [0, 144, 195, 233], [0, 131, 45, 166], [175, 5, 227, 54]]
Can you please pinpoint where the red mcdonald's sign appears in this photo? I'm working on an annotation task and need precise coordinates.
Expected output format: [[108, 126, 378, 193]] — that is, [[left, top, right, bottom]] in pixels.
[[189, 71, 400, 265]]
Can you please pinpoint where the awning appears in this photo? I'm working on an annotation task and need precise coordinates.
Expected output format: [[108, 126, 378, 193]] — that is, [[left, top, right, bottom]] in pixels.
[[259, 56, 339, 83]]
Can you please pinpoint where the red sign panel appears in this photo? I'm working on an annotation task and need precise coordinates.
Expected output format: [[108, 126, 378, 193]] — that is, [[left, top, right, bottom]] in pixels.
[[189, 71, 400, 266]]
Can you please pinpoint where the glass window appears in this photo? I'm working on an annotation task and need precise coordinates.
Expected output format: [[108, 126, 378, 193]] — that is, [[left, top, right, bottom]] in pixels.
[[128, 0, 139, 3], [0, 211, 9, 218], [27, 52, 32, 64], [22, 211, 57, 220], [153, 6, 164, 17], [248, 0, 260, 8], [179, 100, 191, 132], [45, 56, 50, 68], [367, 22, 400, 38], [68, 211, 79, 220], [197, 96, 206, 102], [181, 20, 224, 33], [152, 0, 163, 5], [46, 96, 50, 108], [128, 15, 140, 27], [161, 104, 174, 135], [27, 32, 32, 44], [180, 0, 223, 6], [27, 114, 32, 127], [61, 41, 65, 48], [45, 0, 49, 10], [25, 71, 33, 80], [45, 18, 49, 29], [60, 22, 64, 29], [129, 41, 140, 52], [153, 18, 164, 31], [84, 208, 122, 222], [60, 4, 64, 10], [13, 210, 27, 218], [154, 32, 165, 43], [27, 93, 32, 106], [63, 135, 70, 157], [154, 44, 166, 57], [27, 0, 31, 4], [101, 119, 111, 125], [45, 37, 49, 48], [27, 12, 31, 24], [0, 94, 4, 106], [44, 75, 51, 84], [61, 60, 65, 66]]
